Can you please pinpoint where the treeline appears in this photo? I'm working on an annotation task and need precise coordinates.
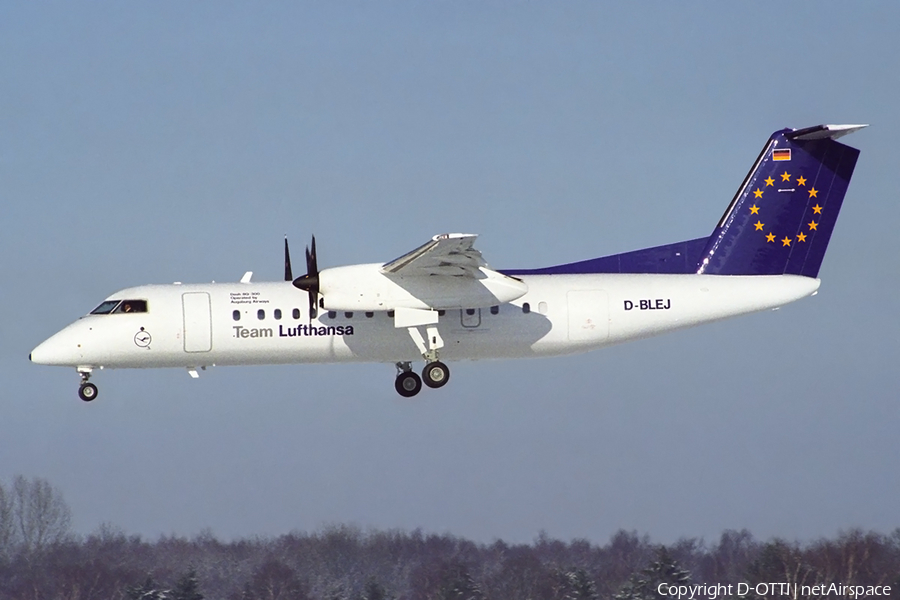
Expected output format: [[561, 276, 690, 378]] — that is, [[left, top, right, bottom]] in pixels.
[[0, 477, 898, 599]]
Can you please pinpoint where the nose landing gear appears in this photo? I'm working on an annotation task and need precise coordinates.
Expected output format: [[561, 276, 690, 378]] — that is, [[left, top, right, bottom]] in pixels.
[[77, 368, 98, 402], [78, 382, 98, 402]]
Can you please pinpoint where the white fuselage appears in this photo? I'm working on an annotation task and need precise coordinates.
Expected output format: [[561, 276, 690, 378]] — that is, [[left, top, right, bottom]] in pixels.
[[31, 273, 820, 371]]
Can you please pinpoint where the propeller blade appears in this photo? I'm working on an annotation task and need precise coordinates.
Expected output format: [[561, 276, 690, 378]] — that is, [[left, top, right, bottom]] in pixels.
[[308, 235, 318, 276], [284, 236, 293, 281], [291, 234, 321, 322], [308, 288, 317, 320]]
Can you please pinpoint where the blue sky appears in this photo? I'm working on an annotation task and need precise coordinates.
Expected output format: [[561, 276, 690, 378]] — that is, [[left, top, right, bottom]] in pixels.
[[2, 3, 898, 545]]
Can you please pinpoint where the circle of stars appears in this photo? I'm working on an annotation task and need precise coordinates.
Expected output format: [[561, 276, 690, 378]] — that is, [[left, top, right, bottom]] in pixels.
[[751, 169, 820, 247]]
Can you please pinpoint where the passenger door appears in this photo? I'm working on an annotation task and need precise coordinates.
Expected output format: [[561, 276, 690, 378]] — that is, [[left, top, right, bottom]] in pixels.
[[182, 292, 212, 352]]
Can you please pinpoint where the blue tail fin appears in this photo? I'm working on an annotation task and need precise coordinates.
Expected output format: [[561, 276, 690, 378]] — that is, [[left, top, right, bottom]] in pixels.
[[697, 124, 865, 277], [501, 125, 864, 278]]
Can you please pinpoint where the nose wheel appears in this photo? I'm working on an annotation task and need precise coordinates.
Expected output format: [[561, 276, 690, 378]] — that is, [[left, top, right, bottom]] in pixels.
[[78, 382, 98, 402], [76, 369, 98, 402]]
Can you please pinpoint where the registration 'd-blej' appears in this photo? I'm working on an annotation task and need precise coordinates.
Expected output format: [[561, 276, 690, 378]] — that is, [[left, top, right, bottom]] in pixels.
[[32, 124, 865, 400]]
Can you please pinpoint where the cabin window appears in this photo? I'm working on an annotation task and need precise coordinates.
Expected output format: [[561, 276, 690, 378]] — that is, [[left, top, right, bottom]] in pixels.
[[538, 302, 548, 314], [233, 310, 241, 321], [328, 310, 337, 319], [113, 300, 148, 314], [292, 308, 301, 320], [90, 300, 121, 315], [387, 310, 395, 318], [274, 309, 282, 320], [344, 312, 353, 318], [438, 310, 446, 316], [522, 302, 531, 314], [465, 308, 476, 316], [490, 305, 499, 315], [365, 312, 374, 318], [257, 309, 265, 320]]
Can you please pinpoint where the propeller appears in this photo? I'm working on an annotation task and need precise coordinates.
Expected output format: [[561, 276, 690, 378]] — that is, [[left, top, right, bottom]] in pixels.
[[291, 235, 319, 319], [284, 236, 293, 281]]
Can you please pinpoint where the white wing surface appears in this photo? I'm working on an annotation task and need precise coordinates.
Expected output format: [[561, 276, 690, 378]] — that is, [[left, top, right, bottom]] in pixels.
[[382, 233, 486, 277]]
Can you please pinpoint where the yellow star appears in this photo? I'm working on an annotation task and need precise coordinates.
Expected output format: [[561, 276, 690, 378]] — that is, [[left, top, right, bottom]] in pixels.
[[812, 204, 822, 214], [808, 220, 818, 230], [782, 237, 792, 247], [764, 176, 775, 186], [753, 188, 763, 198], [766, 233, 776, 243], [809, 188, 818, 198], [754, 221, 764, 231], [796, 176, 807, 186], [797, 232, 807, 242], [749, 204, 760, 214], [780, 171, 791, 182]]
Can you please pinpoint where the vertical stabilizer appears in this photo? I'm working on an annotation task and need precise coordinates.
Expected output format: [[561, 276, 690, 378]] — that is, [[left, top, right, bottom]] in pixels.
[[697, 124, 865, 277]]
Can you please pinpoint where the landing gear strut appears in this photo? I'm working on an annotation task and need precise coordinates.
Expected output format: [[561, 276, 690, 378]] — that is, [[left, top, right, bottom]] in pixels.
[[395, 320, 452, 396], [77, 369, 98, 402], [395, 362, 422, 397]]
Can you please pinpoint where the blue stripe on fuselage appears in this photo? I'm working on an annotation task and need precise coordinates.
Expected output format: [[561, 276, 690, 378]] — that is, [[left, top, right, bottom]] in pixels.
[[501, 237, 708, 276]]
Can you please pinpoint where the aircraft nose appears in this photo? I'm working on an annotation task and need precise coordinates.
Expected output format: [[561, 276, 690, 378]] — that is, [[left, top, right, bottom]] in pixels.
[[30, 328, 83, 366], [30, 338, 59, 365]]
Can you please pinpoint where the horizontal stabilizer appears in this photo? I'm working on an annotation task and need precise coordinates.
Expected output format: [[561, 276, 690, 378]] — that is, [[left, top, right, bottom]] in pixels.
[[787, 124, 868, 141]]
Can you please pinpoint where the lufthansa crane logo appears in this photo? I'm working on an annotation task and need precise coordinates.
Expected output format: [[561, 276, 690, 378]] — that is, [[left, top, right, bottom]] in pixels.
[[134, 327, 152, 348]]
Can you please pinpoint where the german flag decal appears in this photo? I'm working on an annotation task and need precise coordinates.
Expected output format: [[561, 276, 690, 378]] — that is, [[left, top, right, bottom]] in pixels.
[[773, 148, 791, 161]]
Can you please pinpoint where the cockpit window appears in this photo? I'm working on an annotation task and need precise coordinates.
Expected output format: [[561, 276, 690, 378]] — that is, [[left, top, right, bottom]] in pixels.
[[114, 300, 148, 314], [90, 300, 121, 315]]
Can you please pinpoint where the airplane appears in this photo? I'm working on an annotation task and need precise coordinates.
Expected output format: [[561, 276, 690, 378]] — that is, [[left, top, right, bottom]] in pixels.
[[31, 124, 866, 401]]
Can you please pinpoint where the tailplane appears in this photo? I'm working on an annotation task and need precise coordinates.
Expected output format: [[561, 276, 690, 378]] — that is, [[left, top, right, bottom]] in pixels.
[[697, 124, 865, 277]]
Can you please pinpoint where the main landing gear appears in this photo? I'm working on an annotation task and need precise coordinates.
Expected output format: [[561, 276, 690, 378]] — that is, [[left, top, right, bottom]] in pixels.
[[77, 369, 98, 402], [395, 363, 422, 398], [395, 320, 452, 397], [422, 361, 450, 389], [394, 360, 451, 397]]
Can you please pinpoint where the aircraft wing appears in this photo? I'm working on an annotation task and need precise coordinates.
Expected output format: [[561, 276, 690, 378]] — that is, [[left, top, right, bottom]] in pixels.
[[382, 233, 487, 277]]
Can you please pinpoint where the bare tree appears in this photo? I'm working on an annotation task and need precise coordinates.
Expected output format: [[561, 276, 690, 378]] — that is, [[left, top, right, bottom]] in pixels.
[[242, 559, 310, 600], [0, 480, 15, 557], [11, 475, 72, 555]]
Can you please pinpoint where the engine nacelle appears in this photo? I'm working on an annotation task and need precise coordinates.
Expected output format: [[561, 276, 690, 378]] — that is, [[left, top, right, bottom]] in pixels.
[[318, 263, 527, 311]]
